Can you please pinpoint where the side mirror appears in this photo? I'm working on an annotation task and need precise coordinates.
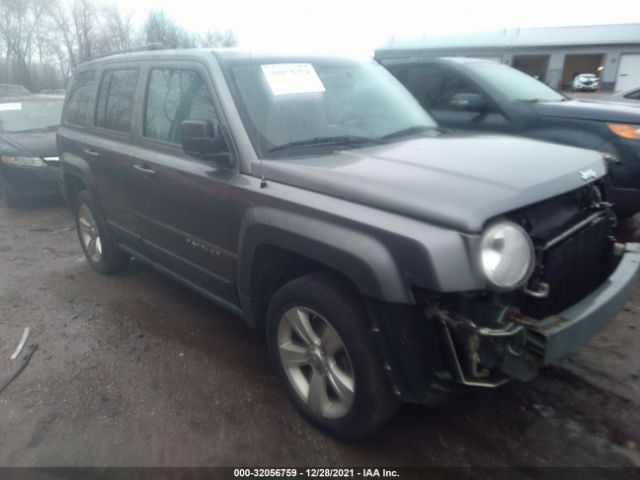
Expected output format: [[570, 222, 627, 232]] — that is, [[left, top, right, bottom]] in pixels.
[[181, 120, 228, 161], [450, 93, 487, 112]]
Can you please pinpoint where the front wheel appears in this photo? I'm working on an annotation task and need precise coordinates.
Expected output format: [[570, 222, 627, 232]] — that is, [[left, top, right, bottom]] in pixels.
[[74, 191, 129, 274], [266, 272, 398, 438]]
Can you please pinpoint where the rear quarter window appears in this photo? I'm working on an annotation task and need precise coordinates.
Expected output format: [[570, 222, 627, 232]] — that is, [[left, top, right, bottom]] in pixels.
[[64, 71, 95, 126]]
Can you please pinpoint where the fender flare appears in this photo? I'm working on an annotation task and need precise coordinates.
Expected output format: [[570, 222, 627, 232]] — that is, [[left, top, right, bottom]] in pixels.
[[60, 152, 100, 208], [236, 207, 411, 304]]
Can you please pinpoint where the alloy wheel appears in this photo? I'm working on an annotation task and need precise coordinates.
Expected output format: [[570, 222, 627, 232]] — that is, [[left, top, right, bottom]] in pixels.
[[277, 306, 355, 419], [78, 204, 103, 263]]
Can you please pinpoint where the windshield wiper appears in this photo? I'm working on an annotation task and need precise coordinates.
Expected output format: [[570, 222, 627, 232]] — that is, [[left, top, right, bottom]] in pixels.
[[267, 135, 382, 153], [381, 125, 438, 140]]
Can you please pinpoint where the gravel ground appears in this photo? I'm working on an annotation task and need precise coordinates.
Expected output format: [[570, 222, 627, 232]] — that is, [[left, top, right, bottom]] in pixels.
[[0, 197, 639, 468]]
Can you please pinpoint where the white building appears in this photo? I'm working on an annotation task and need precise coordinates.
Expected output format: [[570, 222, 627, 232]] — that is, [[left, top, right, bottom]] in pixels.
[[376, 24, 640, 92]]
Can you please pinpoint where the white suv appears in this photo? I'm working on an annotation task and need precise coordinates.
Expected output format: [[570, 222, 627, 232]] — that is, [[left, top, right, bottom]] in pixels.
[[572, 73, 599, 92]]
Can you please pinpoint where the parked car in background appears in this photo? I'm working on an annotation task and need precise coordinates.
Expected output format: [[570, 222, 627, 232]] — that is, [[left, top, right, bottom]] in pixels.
[[381, 57, 640, 216], [572, 73, 600, 92], [0, 95, 64, 206], [597, 87, 640, 106], [0, 84, 31, 97], [58, 49, 640, 438]]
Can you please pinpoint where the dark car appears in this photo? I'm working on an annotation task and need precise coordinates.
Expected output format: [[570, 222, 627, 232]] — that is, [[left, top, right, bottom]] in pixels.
[[0, 95, 64, 206], [597, 87, 640, 106], [0, 84, 31, 97], [58, 49, 640, 438], [380, 57, 640, 216]]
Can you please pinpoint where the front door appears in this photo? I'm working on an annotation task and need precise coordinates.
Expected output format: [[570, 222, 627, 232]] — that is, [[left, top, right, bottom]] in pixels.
[[133, 63, 239, 307]]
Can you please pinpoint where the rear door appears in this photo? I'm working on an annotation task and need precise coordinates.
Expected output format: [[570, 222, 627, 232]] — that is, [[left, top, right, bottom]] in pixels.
[[132, 61, 239, 306], [90, 66, 145, 245], [390, 63, 510, 132]]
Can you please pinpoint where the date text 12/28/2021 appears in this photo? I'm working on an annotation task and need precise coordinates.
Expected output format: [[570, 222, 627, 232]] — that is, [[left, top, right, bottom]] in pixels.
[[233, 468, 400, 478]]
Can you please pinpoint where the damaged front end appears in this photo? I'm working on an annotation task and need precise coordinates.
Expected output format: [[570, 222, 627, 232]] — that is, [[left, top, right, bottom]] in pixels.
[[369, 183, 640, 402], [431, 184, 640, 387]]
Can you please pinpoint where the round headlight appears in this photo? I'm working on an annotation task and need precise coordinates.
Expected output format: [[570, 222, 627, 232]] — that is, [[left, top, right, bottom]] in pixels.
[[480, 221, 534, 290]]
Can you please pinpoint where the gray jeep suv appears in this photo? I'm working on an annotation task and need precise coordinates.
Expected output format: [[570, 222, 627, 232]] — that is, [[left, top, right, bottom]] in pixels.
[[57, 49, 640, 438]]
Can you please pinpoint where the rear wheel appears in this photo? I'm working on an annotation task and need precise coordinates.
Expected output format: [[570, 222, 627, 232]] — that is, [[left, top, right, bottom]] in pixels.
[[74, 191, 129, 274], [266, 272, 398, 438]]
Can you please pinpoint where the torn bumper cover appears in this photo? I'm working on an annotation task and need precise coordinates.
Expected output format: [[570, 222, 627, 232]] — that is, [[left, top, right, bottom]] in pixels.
[[441, 243, 640, 385], [527, 243, 640, 365]]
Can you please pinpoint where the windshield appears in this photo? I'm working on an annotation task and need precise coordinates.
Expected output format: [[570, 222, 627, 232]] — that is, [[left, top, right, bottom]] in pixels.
[[470, 63, 565, 102], [0, 84, 30, 96], [228, 59, 437, 157], [0, 99, 63, 133]]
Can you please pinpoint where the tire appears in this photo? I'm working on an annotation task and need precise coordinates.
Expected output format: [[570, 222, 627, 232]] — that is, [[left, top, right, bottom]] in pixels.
[[74, 190, 129, 274], [0, 175, 18, 207], [266, 272, 398, 438]]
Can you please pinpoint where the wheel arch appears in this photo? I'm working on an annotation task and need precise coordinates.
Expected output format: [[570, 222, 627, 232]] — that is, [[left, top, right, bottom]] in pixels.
[[236, 208, 410, 329], [60, 150, 99, 212], [61, 171, 88, 209]]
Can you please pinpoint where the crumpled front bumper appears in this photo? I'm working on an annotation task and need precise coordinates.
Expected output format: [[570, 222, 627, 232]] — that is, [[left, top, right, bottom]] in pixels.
[[500, 243, 640, 381], [526, 243, 640, 365], [440, 243, 640, 386]]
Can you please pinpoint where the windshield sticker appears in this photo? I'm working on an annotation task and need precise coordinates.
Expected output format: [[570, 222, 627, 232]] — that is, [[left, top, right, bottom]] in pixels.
[[261, 63, 326, 96], [0, 102, 22, 111]]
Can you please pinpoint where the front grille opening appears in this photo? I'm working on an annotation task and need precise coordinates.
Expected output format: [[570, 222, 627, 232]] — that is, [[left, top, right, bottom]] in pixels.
[[514, 217, 615, 319]]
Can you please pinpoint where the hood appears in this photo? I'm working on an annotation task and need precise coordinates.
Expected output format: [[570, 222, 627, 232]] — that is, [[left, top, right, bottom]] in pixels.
[[0, 128, 58, 158], [532, 99, 640, 124], [593, 96, 639, 107], [261, 133, 606, 233]]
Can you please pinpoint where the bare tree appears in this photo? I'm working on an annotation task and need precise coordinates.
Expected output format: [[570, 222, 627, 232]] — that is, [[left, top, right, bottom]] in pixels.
[[69, 0, 103, 63], [101, 4, 133, 53], [47, 0, 134, 82], [198, 29, 238, 48], [142, 10, 195, 49], [0, 0, 238, 90], [0, 0, 48, 89]]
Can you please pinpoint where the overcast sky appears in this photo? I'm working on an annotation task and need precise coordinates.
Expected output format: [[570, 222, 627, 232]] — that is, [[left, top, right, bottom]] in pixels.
[[110, 0, 637, 55]]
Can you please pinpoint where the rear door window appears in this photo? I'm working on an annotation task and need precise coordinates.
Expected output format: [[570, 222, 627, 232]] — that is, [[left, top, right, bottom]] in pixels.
[[95, 69, 139, 133], [144, 68, 219, 144], [64, 71, 95, 126]]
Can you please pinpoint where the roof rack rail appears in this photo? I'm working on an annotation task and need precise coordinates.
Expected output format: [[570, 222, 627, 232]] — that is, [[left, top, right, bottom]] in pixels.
[[126, 43, 168, 53], [90, 43, 171, 61]]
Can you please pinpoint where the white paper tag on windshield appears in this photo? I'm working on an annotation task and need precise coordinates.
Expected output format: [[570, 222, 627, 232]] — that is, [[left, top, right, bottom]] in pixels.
[[261, 64, 326, 96], [0, 102, 22, 111]]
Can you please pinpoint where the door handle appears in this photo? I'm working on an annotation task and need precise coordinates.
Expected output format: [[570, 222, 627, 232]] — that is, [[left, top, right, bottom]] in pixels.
[[84, 148, 100, 157], [133, 164, 156, 177]]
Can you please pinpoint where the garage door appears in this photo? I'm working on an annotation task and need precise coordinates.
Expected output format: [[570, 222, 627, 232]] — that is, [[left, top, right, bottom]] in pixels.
[[616, 53, 640, 91]]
